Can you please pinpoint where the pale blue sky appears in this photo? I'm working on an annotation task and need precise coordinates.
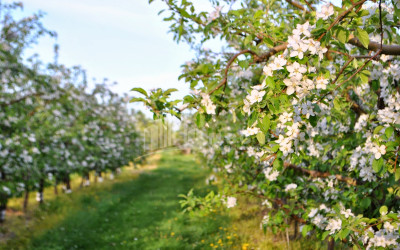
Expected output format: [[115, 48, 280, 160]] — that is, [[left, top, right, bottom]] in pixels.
[[11, 0, 216, 112]]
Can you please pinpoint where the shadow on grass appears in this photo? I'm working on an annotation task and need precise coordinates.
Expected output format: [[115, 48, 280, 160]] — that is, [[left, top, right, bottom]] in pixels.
[[24, 152, 230, 250]]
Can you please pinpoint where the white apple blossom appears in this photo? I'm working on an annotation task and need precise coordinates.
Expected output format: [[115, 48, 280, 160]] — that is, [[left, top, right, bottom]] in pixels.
[[241, 127, 260, 137], [284, 183, 297, 192], [246, 89, 266, 104], [315, 76, 328, 90], [372, 144, 386, 159], [286, 62, 307, 80], [263, 167, 279, 181], [325, 219, 342, 234], [226, 196, 237, 208], [316, 5, 334, 20]]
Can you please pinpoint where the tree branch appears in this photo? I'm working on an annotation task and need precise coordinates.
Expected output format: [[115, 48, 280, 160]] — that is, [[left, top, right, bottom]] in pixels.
[[285, 0, 309, 12], [208, 35, 400, 96], [284, 162, 358, 186], [317, 0, 368, 42], [0, 92, 43, 107], [348, 36, 400, 55], [209, 50, 257, 95]]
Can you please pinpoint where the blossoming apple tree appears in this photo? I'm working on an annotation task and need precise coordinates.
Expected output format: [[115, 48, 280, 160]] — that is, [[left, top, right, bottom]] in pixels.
[[0, 2, 142, 222], [133, 0, 400, 248]]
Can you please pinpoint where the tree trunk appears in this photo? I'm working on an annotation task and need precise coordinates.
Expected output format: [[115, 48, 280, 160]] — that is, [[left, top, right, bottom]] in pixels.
[[0, 201, 6, 223], [38, 178, 44, 204], [285, 218, 290, 250], [97, 172, 103, 183], [64, 174, 71, 192], [293, 220, 298, 239], [23, 189, 29, 212], [83, 173, 90, 187], [327, 237, 335, 250], [54, 179, 58, 195]]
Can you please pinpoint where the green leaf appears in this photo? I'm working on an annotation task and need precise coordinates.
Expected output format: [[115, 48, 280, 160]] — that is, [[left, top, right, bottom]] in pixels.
[[264, 37, 274, 47], [385, 126, 394, 139], [163, 88, 178, 96], [254, 9, 264, 19], [336, 28, 349, 44], [367, 231, 374, 239], [361, 198, 371, 209], [131, 87, 148, 97], [271, 144, 280, 152], [321, 231, 330, 240], [261, 116, 271, 133], [387, 213, 398, 220], [374, 125, 384, 135], [265, 77, 275, 87], [309, 115, 318, 127], [395, 169, 400, 181], [356, 28, 370, 49], [256, 132, 265, 145], [333, 98, 341, 110], [339, 228, 351, 240], [244, 35, 253, 46], [129, 97, 146, 103], [195, 113, 205, 128], [379, 205, 388, 215], [301, 225, 313, 237], [372, 158, 384, 173], [273, 158, 283, 170]]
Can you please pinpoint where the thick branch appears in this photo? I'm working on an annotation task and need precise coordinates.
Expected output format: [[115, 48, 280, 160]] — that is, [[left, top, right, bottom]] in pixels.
[[253, 42, 289, 63], [284, 163, 358, 186], [0, 92, 43, 107], [348, 36, 400, 55]]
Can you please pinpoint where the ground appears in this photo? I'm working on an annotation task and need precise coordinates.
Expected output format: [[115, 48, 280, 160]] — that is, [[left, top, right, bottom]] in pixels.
[[0, 150, 324, 249]]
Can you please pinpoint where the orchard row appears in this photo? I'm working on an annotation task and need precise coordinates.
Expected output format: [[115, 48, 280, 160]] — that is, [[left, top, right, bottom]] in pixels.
[[0, 2, 142, 222]]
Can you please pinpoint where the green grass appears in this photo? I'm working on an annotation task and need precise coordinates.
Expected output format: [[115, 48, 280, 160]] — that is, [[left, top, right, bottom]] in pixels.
[[2, 151, 236, 250], [1, 151, 328, 250]]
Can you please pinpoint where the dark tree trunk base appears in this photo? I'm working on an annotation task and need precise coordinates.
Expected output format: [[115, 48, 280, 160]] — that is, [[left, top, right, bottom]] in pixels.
[[23, 190, 29, 212]]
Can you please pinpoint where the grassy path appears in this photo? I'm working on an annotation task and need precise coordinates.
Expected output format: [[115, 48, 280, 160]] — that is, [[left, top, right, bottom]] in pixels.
[[3, 151, 234, 250], [2, 151, 324, 250]]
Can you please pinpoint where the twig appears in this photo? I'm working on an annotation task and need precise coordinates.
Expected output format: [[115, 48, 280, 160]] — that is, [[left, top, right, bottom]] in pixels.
[[209, 50, 256, 95], [317, 0, 368, 42], [332, 57, 355, 86], [302, 0, 315, 11], [285, 0, 308, 12], [318, 50, 382, 103]]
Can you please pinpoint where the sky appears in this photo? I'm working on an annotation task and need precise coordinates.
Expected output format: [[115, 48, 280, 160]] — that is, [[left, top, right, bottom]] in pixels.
[[10, 0, 215, 114]]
